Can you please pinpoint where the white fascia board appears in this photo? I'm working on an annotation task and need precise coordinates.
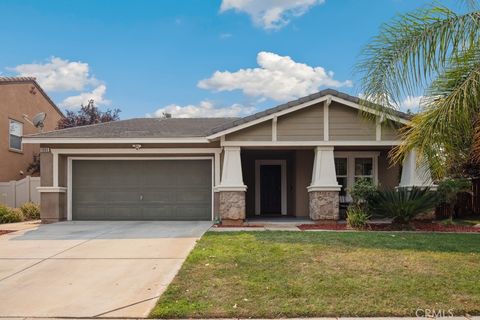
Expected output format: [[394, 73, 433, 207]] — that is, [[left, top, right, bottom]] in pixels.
[[330, 96, 410, 125], [22, 137, 210, 144], [206, 96, 329, 140], [207, 94, 410, 140], [50, 148, 222, 155], [221, 140, 401, 147]]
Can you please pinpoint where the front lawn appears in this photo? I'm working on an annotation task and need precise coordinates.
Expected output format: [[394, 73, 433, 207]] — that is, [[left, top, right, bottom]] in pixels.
[[151, 231, 480, 318]]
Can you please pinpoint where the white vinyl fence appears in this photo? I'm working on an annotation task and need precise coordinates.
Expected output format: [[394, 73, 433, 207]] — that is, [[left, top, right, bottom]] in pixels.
[[0, 176, 40, 208]]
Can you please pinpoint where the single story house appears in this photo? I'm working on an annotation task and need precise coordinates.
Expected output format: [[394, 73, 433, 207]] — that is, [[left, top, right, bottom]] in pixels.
[[23, 89, 434, 223]]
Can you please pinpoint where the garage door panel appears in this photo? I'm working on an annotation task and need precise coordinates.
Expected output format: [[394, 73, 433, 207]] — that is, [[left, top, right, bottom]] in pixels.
[[72, 159, 212, 221]]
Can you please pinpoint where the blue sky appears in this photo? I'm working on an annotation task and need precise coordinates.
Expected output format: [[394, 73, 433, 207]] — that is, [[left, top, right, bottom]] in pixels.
[[0, 0, 457, 119]]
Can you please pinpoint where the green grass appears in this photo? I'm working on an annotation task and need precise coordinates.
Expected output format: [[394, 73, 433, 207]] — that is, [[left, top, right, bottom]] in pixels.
[[151, 231, 480, 318]]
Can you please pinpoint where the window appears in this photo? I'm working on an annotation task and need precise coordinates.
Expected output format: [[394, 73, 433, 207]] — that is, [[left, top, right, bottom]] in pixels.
[[335, 158, 348, 195], [9, 119, 23, 151], [355, 158, 373, 182]]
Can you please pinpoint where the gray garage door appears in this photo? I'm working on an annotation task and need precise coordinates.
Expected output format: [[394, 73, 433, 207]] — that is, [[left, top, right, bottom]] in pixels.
[[72, 160, 212, 220]]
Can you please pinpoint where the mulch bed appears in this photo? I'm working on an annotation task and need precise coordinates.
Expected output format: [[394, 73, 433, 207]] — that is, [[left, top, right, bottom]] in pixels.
[[0, 230, 15, 236], [298, 222, 480, 233]]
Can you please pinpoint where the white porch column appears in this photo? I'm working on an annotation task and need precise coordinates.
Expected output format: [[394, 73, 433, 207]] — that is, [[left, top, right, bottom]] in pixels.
[[308, 147, 342, 191], [399, 150, 435, 188], [307, 147, 341, 221], [217, 147, 247, 191], [215, 147, 246, 224]]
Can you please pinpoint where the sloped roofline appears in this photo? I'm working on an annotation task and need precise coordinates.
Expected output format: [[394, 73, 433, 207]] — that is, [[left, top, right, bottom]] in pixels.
[[0, 77, 64, 118], [207, 89, 411, 139]]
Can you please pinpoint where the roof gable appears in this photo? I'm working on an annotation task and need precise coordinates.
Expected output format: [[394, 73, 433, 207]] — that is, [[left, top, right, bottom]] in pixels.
[[207, 89, 410, 139]]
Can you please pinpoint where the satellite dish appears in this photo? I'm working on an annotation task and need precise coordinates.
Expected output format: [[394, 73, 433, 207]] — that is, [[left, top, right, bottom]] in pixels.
[[32, 112, 47, 129]]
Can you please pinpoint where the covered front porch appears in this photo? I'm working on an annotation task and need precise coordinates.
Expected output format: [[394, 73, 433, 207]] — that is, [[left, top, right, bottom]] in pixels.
[[215, 146, 433, 224]]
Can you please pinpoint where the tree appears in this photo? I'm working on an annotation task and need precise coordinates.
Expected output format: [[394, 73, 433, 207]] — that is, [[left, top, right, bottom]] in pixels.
[[57, 99, 120, 129], [437, 178, 472, 221], [356, 1, 480, 179]]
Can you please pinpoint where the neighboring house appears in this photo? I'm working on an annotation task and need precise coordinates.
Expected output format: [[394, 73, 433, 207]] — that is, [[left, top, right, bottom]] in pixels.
[[0, 77, 63, 182], [23, 89, 433, 223]]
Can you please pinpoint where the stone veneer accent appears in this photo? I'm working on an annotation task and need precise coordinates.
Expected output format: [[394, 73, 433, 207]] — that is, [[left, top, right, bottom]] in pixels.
[[219, 191, 246, 221], [309, 191, 339, 220]]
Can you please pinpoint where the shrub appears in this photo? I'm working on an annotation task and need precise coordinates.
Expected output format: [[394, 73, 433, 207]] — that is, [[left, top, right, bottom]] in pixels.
[[0, 205, 24, 223], [20, 202, 40, 220], [369, 187, 439, 225], [348, 178, 377, 207], [437, 178, 472, 221], [346, 205, 370, 230]]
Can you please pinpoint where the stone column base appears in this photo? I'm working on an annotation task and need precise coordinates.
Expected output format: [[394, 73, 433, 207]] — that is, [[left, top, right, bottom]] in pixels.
[[308, 191, 339, 221], [219, 191, 246, 223]]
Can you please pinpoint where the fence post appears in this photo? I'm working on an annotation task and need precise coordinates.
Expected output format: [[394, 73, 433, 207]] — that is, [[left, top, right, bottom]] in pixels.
[[9, 181, 16, 207], [26, 175, 31, 203]]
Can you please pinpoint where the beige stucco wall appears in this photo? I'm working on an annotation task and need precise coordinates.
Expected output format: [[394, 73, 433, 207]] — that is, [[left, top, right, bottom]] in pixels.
[[381, 121, 403, 140], [0, 82, 63, 182], [329, 102, 376, 140], [294, 149, 314, 217], [377, 149, 401, 189], [277, 103, 323, 141], [226, 121, 272, 141]]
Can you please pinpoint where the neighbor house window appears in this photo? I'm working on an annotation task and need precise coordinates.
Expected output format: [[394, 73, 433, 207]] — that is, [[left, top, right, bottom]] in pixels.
[[354, 158, 373, 182], [335, 158, 348, 195], [9, 119, 23, 151]]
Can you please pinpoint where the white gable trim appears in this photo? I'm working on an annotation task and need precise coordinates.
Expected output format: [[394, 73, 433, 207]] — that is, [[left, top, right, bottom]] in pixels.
[[207, 94, 409, 140]]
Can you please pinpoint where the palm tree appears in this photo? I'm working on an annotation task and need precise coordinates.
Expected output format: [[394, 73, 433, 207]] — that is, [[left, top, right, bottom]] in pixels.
[[356, 1, 480, 179]]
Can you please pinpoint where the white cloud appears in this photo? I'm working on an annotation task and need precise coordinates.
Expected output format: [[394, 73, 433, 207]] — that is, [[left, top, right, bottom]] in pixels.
[[147, 100, 256, 118], [9, 57, 99, 92], [220, 0, 324, 30], [60, 85, 110, 109], [198, 51, 352, 101], [400, 95, 422, 111]]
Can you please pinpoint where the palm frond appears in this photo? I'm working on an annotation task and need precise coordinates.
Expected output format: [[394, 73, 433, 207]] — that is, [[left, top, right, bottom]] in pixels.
[[391, 48, 480, 177], [356, 4, 480, 113]]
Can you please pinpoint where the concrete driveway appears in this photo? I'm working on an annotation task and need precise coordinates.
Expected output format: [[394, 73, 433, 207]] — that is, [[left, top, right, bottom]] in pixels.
[[0, 221, 211, 318]]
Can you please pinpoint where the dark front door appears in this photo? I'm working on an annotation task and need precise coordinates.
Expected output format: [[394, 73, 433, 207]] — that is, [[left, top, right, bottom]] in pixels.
[[260, 165, 282, 214]]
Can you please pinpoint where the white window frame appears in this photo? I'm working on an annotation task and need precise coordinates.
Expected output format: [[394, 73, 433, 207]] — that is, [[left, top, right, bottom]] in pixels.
[[334, 152, 379, 197], [354, 157, 375, 182], [334, 157, 348, 193], [9, 119, 23, 152]]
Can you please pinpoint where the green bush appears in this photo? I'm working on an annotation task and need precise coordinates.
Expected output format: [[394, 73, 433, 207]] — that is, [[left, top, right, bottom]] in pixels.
[[20, 202, 40, 220], [0, 205, 24, 223], [369, 187, 439, 224], [348, 178, 377, 207], [346, 205, 371, 230], [437, 178, 472, 221]]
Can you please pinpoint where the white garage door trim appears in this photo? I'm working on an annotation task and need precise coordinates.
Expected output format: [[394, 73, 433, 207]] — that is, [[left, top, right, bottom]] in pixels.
[[67, 156, 215, 221]]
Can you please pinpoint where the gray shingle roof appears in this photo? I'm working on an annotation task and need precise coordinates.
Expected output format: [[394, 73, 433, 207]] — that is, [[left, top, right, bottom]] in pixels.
[[207, 89, 411, 135], [26, 118, 237, 139], [25, 89, 411, 140]]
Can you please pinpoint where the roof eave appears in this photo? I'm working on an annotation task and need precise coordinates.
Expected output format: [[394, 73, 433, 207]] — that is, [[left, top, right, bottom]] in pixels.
[[206, 94, 410, 140], [22, 137, 211, 144]]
